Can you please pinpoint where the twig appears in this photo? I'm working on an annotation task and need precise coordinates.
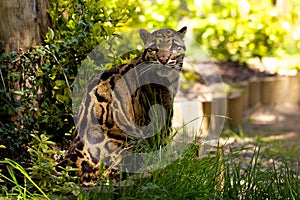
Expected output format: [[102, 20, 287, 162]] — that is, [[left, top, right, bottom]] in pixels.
[[44, 48, 71, 91], [0, 68, 11, 101]]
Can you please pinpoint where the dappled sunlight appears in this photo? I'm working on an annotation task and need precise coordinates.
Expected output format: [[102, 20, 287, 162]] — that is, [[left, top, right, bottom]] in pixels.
[[248, 111, 285, 125], [221, 132, 299, 145], [260, 131, 299, 143], [246, 105, 286, 124], [242, 105, 300, 150]]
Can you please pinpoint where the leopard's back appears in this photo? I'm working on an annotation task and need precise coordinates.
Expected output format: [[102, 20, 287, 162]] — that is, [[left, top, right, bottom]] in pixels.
[[62, 27, 187, 186]]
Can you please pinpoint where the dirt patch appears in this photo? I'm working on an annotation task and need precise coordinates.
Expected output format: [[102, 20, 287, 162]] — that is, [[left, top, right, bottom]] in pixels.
[[242, 105, 300, 149]]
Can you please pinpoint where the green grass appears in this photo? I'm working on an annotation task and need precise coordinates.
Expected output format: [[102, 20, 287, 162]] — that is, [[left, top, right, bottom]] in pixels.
[[0, 158, 50, 199], [1, 139, 300, 199]]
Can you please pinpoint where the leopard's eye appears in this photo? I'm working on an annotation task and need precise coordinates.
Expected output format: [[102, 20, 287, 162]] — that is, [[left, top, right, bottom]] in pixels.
[[172, 43, 178, 49], [147, 44, 157, 52], [171, 44, 183, 51]]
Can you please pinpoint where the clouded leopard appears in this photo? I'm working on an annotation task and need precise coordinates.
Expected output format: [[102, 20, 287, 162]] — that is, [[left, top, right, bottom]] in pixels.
[[61, 27, 187, 186]]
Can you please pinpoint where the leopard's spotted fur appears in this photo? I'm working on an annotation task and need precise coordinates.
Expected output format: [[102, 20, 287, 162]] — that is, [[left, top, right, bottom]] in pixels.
[[61, 27, 187, 186]]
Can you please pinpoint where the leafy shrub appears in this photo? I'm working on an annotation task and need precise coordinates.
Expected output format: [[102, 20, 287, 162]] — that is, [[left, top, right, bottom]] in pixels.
[[0, 134, 81, 198], [127, 0, 188, 29], [282, 0, 300, 54], [0, 0, 138, 153], [28, 134, 81, 195], [192, 0, 293, 62]]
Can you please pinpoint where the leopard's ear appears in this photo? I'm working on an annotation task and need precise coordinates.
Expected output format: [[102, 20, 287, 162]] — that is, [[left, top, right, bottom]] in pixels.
[[139, 29, 151, 45], [177, 26, 187, 38]]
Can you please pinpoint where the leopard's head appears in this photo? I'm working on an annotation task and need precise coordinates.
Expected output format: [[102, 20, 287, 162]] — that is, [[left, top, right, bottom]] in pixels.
[[139, 27, 187, 74]]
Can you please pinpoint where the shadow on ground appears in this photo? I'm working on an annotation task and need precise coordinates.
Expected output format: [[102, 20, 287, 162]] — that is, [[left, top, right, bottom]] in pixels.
[[242, 105, 300, 149]]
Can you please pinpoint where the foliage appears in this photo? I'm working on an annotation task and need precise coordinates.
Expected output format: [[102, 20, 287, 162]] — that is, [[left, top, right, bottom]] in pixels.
[[28, 134, 81, 195], [116, 145, 300, 199], [0, 134, 81, 198], [282, 0, 300, 54], [126, 0, 189, 30], [1, 0, 300, 153], [1, 142, 300, 199], [0, 0, 138, 152], [0, 47, 73, 153], [191, 0, 296, 62], [0, 158, 50, 199], [46, 0, 137, 66]]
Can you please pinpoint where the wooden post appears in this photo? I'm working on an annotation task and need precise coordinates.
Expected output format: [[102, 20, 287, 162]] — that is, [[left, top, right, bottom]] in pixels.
[[275, 76, 290, 106], [232, 81, 249, 110], [288, 76, 300, 106], [249, 78, 261, 107], [228, 90, 243, 128], [261, 77, 276, 105], [202, 101, 211, 134]]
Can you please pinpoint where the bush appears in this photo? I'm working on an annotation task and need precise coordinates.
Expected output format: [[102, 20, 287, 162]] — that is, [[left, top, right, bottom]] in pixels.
[[126, 0, 188, 30], [0, 0, 138, 153], [191, 0, 294, 62]]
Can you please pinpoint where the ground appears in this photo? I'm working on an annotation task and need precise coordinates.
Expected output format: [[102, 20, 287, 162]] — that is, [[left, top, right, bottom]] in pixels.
[[243, 104, 300, 149], [182, 60, 300, 150], [220, 61, 300, 150]]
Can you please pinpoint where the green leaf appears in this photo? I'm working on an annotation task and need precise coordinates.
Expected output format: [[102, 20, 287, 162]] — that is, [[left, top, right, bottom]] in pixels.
[[13, 91, 25, 96], [55, 80, 65, 87]]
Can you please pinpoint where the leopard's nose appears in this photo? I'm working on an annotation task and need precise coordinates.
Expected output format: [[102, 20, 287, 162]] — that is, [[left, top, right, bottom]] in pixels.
[[158, 57, 169, 64]]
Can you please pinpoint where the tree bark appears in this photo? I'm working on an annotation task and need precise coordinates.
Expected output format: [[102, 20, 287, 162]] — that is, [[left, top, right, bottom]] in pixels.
[[0, 0, 50, 52]]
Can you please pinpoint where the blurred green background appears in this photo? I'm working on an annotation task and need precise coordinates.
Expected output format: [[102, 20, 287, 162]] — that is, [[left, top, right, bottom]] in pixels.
[[126, 0, 300, 62]]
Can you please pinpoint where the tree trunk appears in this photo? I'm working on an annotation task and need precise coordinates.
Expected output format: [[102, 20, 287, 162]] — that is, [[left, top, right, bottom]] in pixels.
[[0, 0, 50, 52]]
